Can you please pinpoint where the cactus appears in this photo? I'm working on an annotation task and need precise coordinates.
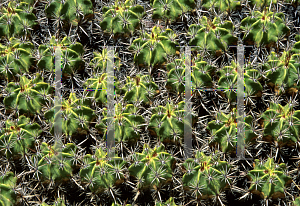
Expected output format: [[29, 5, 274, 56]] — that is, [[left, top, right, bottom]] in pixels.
[[188, 16, 237, 55], [0, 115, 41, 159], [96, 103, 145, 145], [129, 26, 179, 67], [166, 54, 217, 94], [128, 144, 176, 191], [148, 101, 196, 144], [261, 102, 300, 147], [262, 51, 300, 95], [100, 0, 145, 36], [83, 73, 121, 106], [37, 36, 85, 79], [182, 150, 232, 200], [79, 147, 127, 194], [201, 0, 240, 13], [0, 37, 34, 81], [152, 0, 195, 22], [206, 108, 258, 153], [0, 172, 18, 206], [40, 198, 66, 206], [121, 74, 159, 105], [294, 196, 300, 206], [155, 197, 178, 205], [247, 158, 292, 200], [0, 1, 37, 38], [45, 0, 93, 28], [240, 9, 289, 47], [3, 73, 53, 115], [44, 92, 95, 137], [244, 64, 264, 105], [248, 0, 277, 8], [89, 48, 121, 74], [34, 142, 78, 185]]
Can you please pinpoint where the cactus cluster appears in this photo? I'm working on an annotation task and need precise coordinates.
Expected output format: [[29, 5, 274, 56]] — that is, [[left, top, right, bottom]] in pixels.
[[0, 0, 300, 205]]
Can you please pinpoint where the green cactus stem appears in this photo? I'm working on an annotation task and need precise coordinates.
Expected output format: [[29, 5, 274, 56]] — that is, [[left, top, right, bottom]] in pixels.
[[129, 26, 179, 68], [4, 73, 53, 115], [0, 37, 34, 81], [128, 144, 176, 192], [96, 103, 145, 145], [188, 16, 237, 56], [240, 8, 289, 47], [0, 172, 18, 206], [121, 74, 159, 105], [0, 115, 41, 160], [182, 150, 232, 200], [45, 0, 94, 28], [152, 0, 195, 22], [247, 158, 292, 200], [100, 0, 145, 36], [44, 92, 95, 137], [79, 147, 127, 194], [149, 101, 197, 144], [0, 2, 37, 38], [35, 142, 78, 185], [261, 102, 300, 147], [37, 36, 85, 78]]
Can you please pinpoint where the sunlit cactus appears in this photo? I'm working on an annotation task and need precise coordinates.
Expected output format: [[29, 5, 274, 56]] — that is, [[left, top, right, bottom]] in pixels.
[[0, 37, 34, 81], [96, 102, 145, 145], [240, 8, 289, 47], [0, 172, 18, 206], [44, 92, 96, 137], [247, 158, 292, 200], [45, 0, 94, 28], [188, 16, 237, 56], [0, 1, 37, 38], [3, 73, 53, 115], [128, 144, 176, 192], [79, 147, 127, 194], [100, 0, 145, 36], [129, 26, 179, 67], [182, 150, 232, 201], [0, 115, 41, 160], [260, 102, 300, 147], [34, 142, 78, 185], [121, 74, 159, 105], [37, 36, 85, 79], [148, 101, 197, 144]]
